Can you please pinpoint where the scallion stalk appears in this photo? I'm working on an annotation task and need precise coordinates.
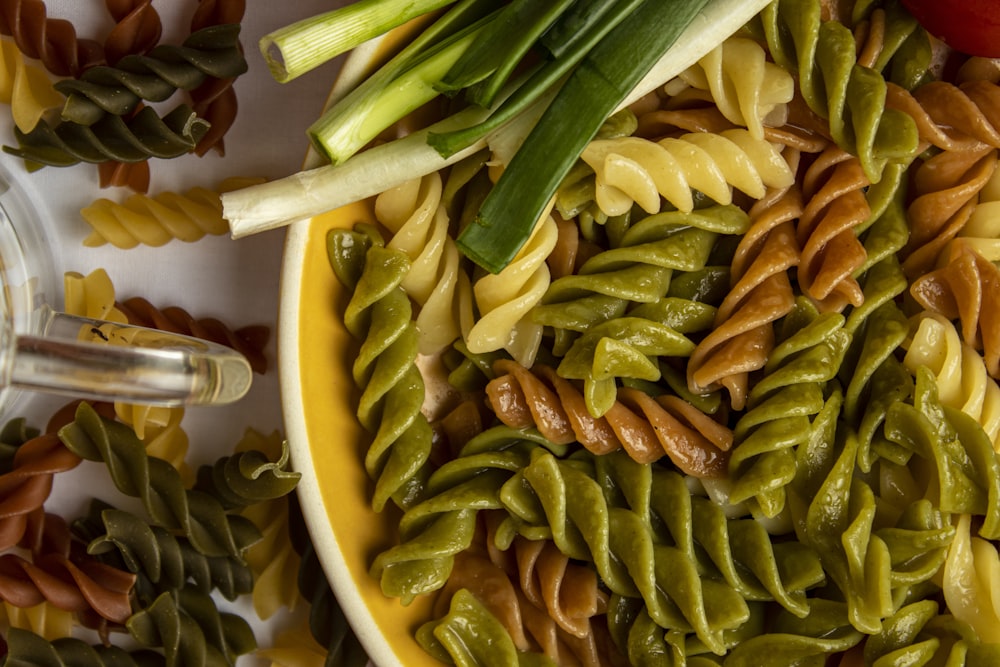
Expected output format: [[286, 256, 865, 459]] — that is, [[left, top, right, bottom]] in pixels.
[[427, 0, 645, 158], [434, 0, 577, 107], [456, 0, 711, 274], [260, 0, 458, 83], [307, 0, 502, 165]]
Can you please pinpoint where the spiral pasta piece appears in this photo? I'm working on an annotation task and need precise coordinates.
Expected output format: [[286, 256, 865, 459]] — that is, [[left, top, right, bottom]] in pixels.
[[486, 359, 731, 476], [0, 537, 135, 625], [1, 600, 74, 641], [757, 0, 920, 183], [286, 493, 370, 666], [942, 513, 1000, 643], [369, 428, 543, 604], [3, 627, 173, 666], [0, 401, 113, 552], [194, 438, 300, 511], [886, 79, 1000, 153], [76, 501, 255, 603], [57, 402, 261, 559], [374, 173, 474, 355], [499, 447, 827, 654], [126, 587, 257, 667], [0, 0, 103, 77], [81, 176, 264, 248], [0, 36, 60, 133], [327, 224, 433, 512], [466, 209, 557, 368], [578, 129, 794, 217], [900, 146, 997, 279], [187, 0, 245, 157], [728, 304, 851, 517], [795, 145, 871, 311], [665, 36, 794, 141], [114, 295, 270, 374], [532, 206, 749, 338], [905, 311, 1000, 451], [687, 150, 803, 408], [102, 0, 162, 65], [7, 103, 209, 167], [57, 25, 247, 125], [910, 244, 1000, 379]]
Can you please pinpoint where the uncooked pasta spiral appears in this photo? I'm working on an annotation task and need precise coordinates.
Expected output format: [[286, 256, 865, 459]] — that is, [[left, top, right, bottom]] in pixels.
[[0, 0, 103, 77], [727, 301, 851, 518], [0, 401, 113, 552], [57, 402, 261, 560], [82, 175, 261, 247], [687, 150, 803, 408], [664, 36, 794, 141], [75, 500, 255, 604], [3, 627, 170, 666], [7, 103, 209, 167], [900, 146, 997, 279], [904, 311, 1000, 451], [886, 80, 1000, 153], [498, 448, 826, 656], [909, 243, 1000, 379], [126, 587, 257, 666], [374, 172, 474, 355], [485, 359, 731, 476], [1, 600, 74, 641], [114, 295, 270, 374], [795, 145, 872, 311], [113, 403, 191, 482], [0, 515, 135, 625], [756, 0, 920, 183], [326, 224, 433, 512], [187, 0, 246, 157], [369, 427, 542, 604], [532, 205, 749, 342], [576, 129, 794, 217], [466, 209, 557, 368], [886, 368, 1000, 539], [193, 439, 300, 511], [102, 0, 162, 66], [57, 25, 248, 126], [0, 37, 61, 133], [859, 598, 1000, 665]]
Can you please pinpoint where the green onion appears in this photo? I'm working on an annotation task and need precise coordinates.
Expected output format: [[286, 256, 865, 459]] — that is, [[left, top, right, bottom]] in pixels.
[[260, 0, 460, 83], [434, 0, 577, 107], [456, 0, 710, 274], [307, 0, 501, 165], [427, 0, 645, 158], [224, 0, 772, 239], [539, 0, 624, 59]]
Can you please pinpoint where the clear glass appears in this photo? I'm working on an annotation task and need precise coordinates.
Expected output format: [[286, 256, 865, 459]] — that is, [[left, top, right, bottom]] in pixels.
[[0, 161, 252, 415]]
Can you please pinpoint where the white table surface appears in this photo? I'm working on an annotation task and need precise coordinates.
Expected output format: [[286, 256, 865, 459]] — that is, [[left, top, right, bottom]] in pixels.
[[3, 1, 347, 660]]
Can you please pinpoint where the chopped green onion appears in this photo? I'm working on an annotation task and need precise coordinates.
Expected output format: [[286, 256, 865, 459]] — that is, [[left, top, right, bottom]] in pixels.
[[539, 0, 625, 59], [260, 0, 458, 83], [457, 0, 711, 274]]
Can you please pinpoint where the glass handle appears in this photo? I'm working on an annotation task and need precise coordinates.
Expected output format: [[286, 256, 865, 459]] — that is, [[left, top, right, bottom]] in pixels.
[[7, 309, 253, 406]]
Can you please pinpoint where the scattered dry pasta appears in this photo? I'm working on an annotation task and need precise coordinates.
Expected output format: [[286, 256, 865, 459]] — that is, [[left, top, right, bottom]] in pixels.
[[80, 176, 266, 248]]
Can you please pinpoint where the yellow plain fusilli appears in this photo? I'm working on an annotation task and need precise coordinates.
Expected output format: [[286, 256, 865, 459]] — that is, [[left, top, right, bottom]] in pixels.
[[374, 173, 474, 355], [80, 176, 266, 248], [579, 129, 794, 217], [0, 36, 60, 133], [904, 311, 1000, 451], [664, 35, 794, 141], [466, 208, 558, 367]]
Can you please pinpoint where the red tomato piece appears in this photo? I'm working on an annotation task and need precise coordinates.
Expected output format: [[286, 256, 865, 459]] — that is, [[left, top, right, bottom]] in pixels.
[[902, 0, 1000, 58]]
